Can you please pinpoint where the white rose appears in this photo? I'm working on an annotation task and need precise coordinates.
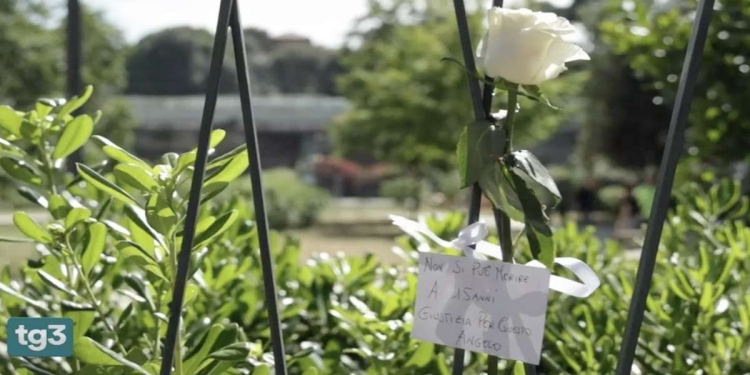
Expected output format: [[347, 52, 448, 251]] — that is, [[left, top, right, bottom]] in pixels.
[[476, 7, 590, 86]]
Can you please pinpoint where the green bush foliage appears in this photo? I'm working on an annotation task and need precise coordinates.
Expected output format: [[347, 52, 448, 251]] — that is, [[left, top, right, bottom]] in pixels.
[[379, 176, 426, 207], [1, 91, 749, 374], [219, 169, 330, 230]]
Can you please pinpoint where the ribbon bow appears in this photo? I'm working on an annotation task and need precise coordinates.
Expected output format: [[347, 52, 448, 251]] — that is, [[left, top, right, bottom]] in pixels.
[[390, 215, 600, 298]]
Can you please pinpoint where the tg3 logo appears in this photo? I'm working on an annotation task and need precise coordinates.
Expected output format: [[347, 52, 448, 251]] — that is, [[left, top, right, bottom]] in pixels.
[[7, 317, 73, 357]]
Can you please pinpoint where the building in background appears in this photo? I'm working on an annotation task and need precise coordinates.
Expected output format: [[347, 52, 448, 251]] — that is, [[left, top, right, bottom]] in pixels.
[[124, 94, 580, 197], [124, 94, 390, 196], [125, 94, 346, 167]]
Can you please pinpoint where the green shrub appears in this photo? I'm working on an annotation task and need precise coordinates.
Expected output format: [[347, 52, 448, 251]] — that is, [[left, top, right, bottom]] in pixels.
[[379, 176, 425, 207], [596, 184, 625, 213], [219, 169, 330, 230], [0, 88, 271, 374], [427, 170, 466, 207]]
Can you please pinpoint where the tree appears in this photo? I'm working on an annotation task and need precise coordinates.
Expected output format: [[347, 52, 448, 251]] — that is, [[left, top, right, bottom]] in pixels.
[[126, 27, 240, 95], [0, 0, 136, 150], [331, 0, 581, 176], [270, 42, 340, 94], [584, 0, 750, 167], [0, 0, 64, 106]]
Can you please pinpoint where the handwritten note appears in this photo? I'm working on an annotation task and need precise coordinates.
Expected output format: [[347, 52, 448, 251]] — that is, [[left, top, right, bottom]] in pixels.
[[411, 252, 551, 365]]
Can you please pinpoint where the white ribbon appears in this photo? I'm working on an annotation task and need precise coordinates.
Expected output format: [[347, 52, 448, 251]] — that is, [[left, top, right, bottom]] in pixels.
[[389, 215, 601, 298]]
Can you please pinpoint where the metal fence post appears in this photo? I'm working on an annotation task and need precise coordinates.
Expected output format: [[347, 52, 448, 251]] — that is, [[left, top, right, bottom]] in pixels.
[[159, 0, 288, 374], [615, 0, 715, 373], [229, 1, 288, 373], [449, 0, 486, 372], [66, 0, 84, 172]]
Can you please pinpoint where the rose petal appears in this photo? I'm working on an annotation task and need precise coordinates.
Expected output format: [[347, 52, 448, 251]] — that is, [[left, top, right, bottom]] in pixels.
[[485, 27, 557, 85], [482, 7, 589, 85], [532, 37, 589, 83]]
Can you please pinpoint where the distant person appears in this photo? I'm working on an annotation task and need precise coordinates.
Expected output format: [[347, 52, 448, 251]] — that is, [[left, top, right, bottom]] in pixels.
[[576, 177, 597, 224], [616, 183, 641, 230]]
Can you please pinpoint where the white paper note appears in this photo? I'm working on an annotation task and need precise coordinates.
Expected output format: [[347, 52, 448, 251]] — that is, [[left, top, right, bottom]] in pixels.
[[411, 252, 551, 365]]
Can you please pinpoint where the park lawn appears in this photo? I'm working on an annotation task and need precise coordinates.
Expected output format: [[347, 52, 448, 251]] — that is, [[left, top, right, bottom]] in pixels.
[[0, 203, 405, 269]]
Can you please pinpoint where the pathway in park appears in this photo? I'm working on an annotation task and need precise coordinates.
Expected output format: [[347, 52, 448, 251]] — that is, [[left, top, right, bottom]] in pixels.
[[0, 199, 642, 265]]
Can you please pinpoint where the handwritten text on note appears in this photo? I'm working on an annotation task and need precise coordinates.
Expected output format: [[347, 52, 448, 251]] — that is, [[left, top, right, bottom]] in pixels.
[[411, 252, 551, 364]]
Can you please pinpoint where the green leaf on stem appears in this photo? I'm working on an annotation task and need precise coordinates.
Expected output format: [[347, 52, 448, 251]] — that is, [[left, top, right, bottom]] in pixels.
[[507, 170, 555, 266], [251, 365, 272, 375], [124, 205, 166, 249], [65, 207, 92, 229], [184, 283, 200, 306], [202, 150, 249, 200], [199, 361, 239, 375], [52, 114, 94, 160], [405, 342, 434, 368], [74, 336, 151, 374], [16, 186, 48, 208], [0, 106, 23, 136], [0, 282, 49, 311], [58, 85, 94, 118], [117, 241, 166, 282], [113, 163, 159, 192], [146, 193, 177, 236], [457, 121, 483, 188], [81, 223, 107, 276], [520, 85, 559, 110], [478, 163, 524, 222], [122, 275, 155, 311], [63, 308, 95, 338], [92, 135, 151, 171], [20, 117, 42, 143], [0, 158, 43, 186], [193, 210, 238, 249], [526, 226, 555, 267], [127, 217, 156, 257], [191, 324, 244, 374], [507, 171, 551, 236], [13, 212, 52, 243], [35, 100, 55, 117], [77, 163, 139, 206], [509, 150, 562, 208], [48, 195, 70, 219], [37, 270, 78, 297], [176, 129, 227, 175], [208, 342, 253, 360], [457, 120, 506, 188], [183, 324, 225, 374], [207, 144, 247, 170]]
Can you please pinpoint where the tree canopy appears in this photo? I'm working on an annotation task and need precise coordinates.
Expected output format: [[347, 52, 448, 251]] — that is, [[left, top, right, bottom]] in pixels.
[[580, 0, 750, 169], [331, 0, 585, 175], [0, 0, 126, 106], [125, 26, 341, 96]]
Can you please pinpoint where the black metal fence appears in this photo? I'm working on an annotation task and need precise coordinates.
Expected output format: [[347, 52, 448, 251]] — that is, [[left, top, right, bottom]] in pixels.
[[64, 0, 716, 373]]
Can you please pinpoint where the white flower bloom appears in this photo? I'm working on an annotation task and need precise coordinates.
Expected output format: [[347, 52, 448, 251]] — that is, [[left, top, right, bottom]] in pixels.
[[476, 7, 590, 85]]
